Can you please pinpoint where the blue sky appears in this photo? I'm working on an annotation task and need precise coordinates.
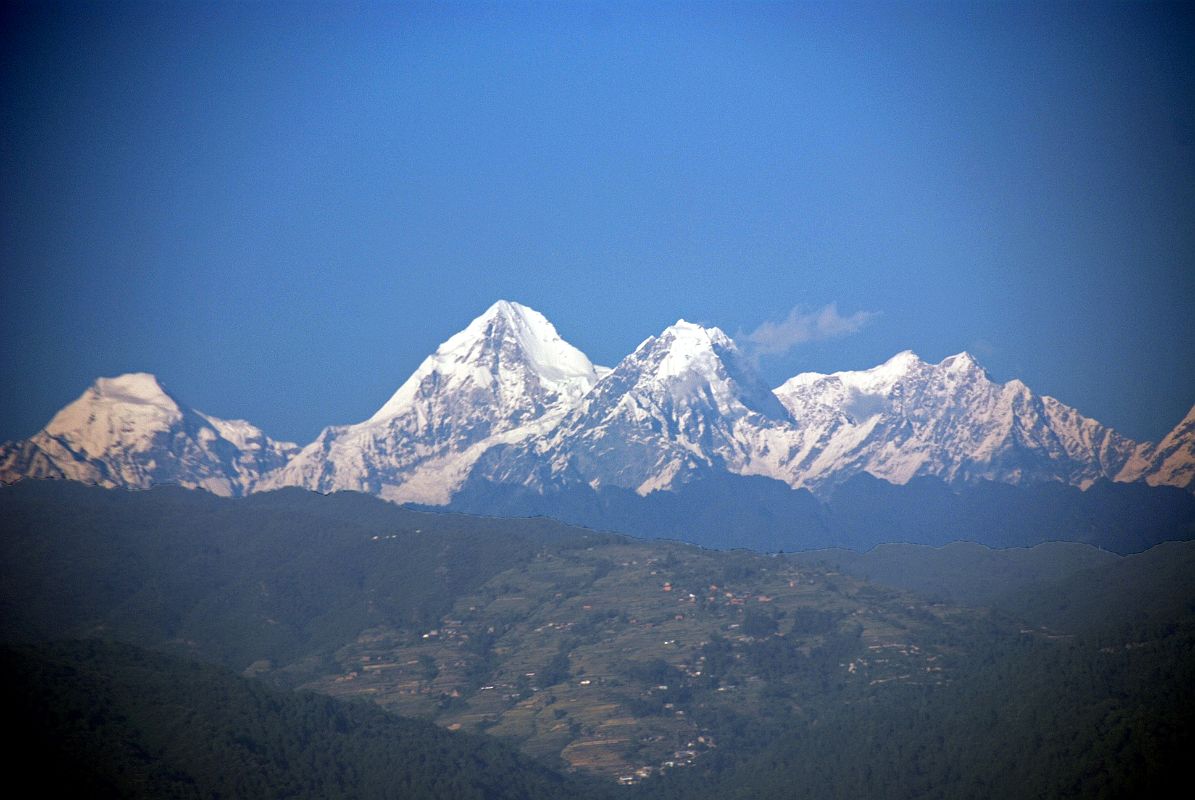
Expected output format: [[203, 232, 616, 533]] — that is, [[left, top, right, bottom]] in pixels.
[[2, 1, 1192, 445]]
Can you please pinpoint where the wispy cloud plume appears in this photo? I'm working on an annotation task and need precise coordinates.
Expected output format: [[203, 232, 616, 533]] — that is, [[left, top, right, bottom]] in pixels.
[[739, 303, 878, 359]]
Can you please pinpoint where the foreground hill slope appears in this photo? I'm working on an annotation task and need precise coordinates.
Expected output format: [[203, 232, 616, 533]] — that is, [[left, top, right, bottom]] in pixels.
[[637, 606, 1195, 800], [3, 639, 609, 800], [2, 481, 1193, 796], [0, 480, 609, 676]]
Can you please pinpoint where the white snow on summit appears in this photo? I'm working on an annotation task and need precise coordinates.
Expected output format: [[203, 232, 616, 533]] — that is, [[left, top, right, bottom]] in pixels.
[[258, 300, 601, 504], [43, 372, 184, 460], [0, 373, 296, 494], [5, 305, 1190, 504], [470, 319, 795, 496], [771, 351, 1138, 492], [369, 300, 597, 423]]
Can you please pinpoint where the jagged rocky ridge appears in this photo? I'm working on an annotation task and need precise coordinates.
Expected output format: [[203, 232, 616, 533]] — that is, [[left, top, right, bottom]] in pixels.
[[2, 301, 1192, 501], [1116, 404, 1195, 490], [769, 351, 1140, 493], [472, 320, 798, 496]]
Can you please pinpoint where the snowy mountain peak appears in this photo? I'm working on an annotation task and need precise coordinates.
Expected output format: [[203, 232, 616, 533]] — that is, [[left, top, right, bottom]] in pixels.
[[1, 373, 296, 495], [261, 301, 601, 505], [941, 351, 979, 370], [621, 320, 788, 421], [45, 373, 183, 450], [88, 372, 178, 408], [886, 349, 922, 367], [777, 350, 925, 398], [778, 351, 988, 398], [464, 316, 797, 497], [488, 298, 521, 316], [660, 319, 733, 347], [486, 300, 598, 387], [369, 300, 597, 423], [861, 349, 926, 385], [484, 298, 553, 331], [773, 349, 1138, 491], [647, 320, 739, 382], [663, 318, 728, 337]]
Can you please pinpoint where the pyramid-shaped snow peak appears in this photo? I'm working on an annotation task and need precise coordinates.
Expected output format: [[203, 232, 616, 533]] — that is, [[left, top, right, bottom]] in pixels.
[[43, 373, 184, 458], [257, 301, 601, 504], [368, 299, 598, 423], [0, 373, 297, 495], [592, 320, 791, 422]]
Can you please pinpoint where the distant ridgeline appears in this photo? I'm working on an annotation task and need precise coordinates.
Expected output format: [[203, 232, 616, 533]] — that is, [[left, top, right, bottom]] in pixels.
[[2, 481, 1193, 798], [443, 470, 1195, 553], [2, 301, 1193, 554]]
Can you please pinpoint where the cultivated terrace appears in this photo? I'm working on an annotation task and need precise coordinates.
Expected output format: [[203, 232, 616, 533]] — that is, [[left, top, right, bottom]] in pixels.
[[307, 537, 979, 782]]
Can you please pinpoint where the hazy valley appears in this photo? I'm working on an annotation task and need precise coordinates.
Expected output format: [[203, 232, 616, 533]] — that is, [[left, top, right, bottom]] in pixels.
[[3, 481, 1192, 797]]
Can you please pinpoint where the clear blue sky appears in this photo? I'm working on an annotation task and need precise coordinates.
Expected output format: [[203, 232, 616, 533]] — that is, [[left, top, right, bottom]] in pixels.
[[2, 1, 1192, 445]]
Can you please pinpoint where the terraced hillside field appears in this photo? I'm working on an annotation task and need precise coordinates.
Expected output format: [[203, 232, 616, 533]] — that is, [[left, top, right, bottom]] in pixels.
[[306, 537, 981, 782]]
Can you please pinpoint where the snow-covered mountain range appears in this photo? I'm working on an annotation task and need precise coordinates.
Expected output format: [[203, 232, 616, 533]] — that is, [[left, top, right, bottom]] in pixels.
[[472, 319, 798, 496], [2, 301, 1192, 502], [770, 351, 1139, 492]]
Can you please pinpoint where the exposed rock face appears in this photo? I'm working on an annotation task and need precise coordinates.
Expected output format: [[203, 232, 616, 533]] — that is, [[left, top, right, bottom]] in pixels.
[[1116, 404, 1195, 490]]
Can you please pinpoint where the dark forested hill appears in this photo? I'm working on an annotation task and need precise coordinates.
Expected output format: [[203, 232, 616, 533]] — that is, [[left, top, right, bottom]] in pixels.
[[632, 607, 1195, 800], [796, 538, 1195, 634], [792, 540, 1121, 607], [2, 639, 611, 800], [0, 480, 616, 679], [998, 539, 1195, 633]]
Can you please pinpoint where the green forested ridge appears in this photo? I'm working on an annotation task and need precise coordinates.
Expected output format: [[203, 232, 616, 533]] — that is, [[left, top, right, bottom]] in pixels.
[[797, 538, 1195, 634], [793, 540, 1121, 607], [633, 609, 1195, 799], [1000, 539, 1195, 633], [2, 480, 1192, 797], [0, 480, 615, 679], [2, 639, 612, 799]]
